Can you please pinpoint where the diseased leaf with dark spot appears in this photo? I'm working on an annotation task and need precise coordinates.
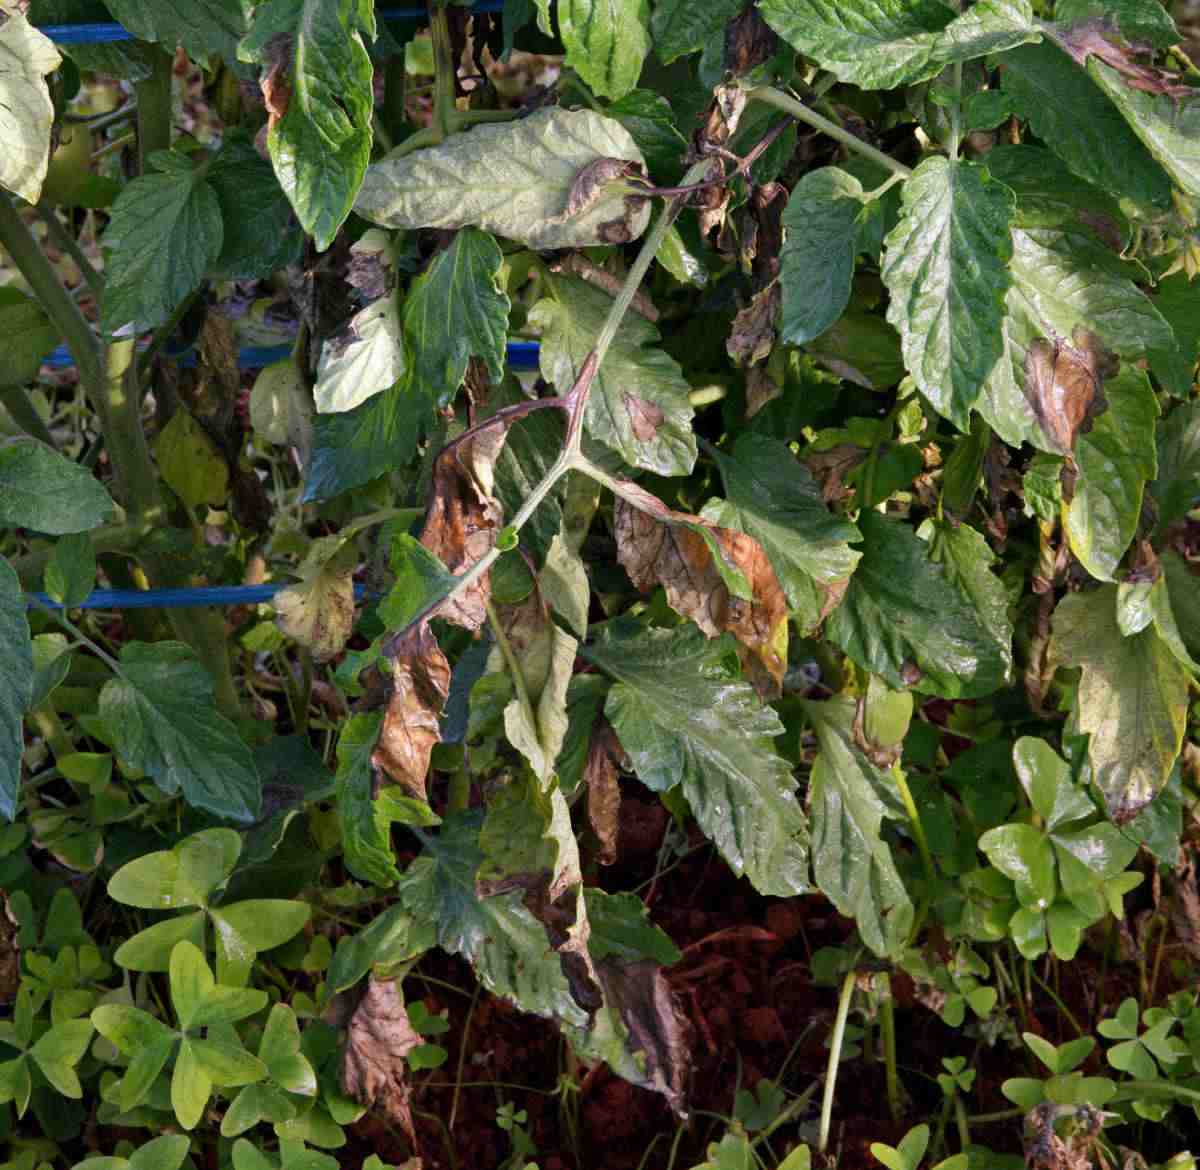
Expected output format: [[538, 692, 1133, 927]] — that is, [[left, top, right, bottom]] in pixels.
[[1023, 326, 1118, 455], [341, 978, 421, 1142], [372, 624, 451, 802], [614, 488, 788, 697], [585, 721, 623, 866], [274, 535, 358, 662]]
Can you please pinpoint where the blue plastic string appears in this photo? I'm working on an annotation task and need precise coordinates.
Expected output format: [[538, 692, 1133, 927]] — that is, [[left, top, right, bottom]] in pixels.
[[43, 340, 541, 372], [27, 582, 371, 611], [40, 2, 507, 44]]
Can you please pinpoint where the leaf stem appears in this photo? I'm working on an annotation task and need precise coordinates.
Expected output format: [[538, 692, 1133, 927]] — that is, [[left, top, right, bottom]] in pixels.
[[27, 595, 121, 673], [893, 764, 935, 941], [880, 973, 902, 1123], [0, 384, 56, 447], [0, 193, 104, 399], [819, 968, 858, 1153], [34, 202, 103, 298], [746, 86, 913, 180]]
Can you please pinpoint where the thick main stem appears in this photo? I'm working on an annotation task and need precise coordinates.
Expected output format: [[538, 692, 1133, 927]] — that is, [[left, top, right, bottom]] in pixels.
[[135, 47, 174, 169]]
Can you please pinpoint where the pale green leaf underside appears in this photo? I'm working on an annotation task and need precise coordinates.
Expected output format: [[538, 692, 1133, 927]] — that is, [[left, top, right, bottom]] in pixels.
[[356, 108, 650, 250], [1052, 587, 1189, 822], [582, 619, 809, 897], [804, 698, 913, 958], [0, 11, 61, 203], [314, 297, 406, 414], [759, 0, 1038, 90]]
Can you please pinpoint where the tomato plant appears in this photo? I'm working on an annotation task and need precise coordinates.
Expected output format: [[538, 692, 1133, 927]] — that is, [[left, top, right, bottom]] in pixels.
[[0, 0, 1198, 1167]]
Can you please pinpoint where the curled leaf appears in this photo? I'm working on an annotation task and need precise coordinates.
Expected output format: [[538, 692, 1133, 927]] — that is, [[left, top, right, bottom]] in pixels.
[[372, 624, 451, 802], [585, 720, 624, 866], [274, 536, 358, 662], [1023, 326, 1118, 455], [614, 488, 788, 696], [341, 978, 420, 1143]]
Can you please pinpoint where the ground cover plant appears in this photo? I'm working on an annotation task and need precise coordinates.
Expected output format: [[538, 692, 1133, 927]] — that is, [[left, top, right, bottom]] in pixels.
[[0, 0, 1198, 1166]]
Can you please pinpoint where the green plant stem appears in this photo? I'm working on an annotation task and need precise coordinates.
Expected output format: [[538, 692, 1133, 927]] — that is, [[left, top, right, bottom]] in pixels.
[[892, 765, 935, 939], [400, 161, 709, 636], [819, 968, 858, 1154], [0, 384, 56, 446], [35, 203, 103, 297], [880, 973, 902, 1123], [430, 4, 457, 142], [953, 1092, 970, 1151], [966, 1107, 1022, 1124], [0, 193, 103, 397], [746, 86, 913, 180], [101, 339, 159, 521], [134, 46, 174, 171]]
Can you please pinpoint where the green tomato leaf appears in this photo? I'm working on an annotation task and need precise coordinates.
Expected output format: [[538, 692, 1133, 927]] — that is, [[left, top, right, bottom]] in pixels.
[[100, 152, 223, 334], [128, 1135, 192, 1170], [1053, 823, 1138, 885], [0, 437, 115, 535], [239, 0, 375, 251], [1000, 40, 1172, 211], [977, 225, 1174, 451], [1065, 367, 1159, 581], [1153, 401, 1200, 533], [0, 10, 61, 203], [704, 434, 861, 634], [534, 0, 649, 98], [357, 108, 650, 249], [803, 697, 913, 958], [104, 0, 248, 62], [0, 288, 58, 386], [1085, 58, 1200, 202], [779, 167, 869, 347], [649, 0, 741, 63], [1011, 737, 1092, 831], [881, 156, 1014, 429], [327, 902, 436, 994], [531, 275, 696, 476], [402, 227, 510, 408], [45, 532, 96, 607], [0, 557, 32, 821], [827, 510, 1010, 699], [99, 642, 262, 823], [1052, 586, 1189, 822], [920, 518, 1014, 689], [581, 618, 809, 897], [757, 0, 955, 89], [155, 409, 230, 510]]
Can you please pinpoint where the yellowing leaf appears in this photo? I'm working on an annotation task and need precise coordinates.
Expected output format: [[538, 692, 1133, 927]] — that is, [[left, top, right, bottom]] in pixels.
[[1052, 586, 1190, 822], [155, 410, 229, 510], [274, 537, 358, 662]]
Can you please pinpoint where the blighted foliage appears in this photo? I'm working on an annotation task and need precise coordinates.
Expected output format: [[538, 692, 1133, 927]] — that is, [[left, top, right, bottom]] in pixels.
[[0, 0, 1198, 1167]]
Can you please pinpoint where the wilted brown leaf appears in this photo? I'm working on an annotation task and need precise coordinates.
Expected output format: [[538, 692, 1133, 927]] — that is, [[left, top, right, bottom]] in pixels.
[[0, 895, 19, 1004], [420, 423, 512, 631], [614, 490, 788, 696], [599, 958, 691, 1115], [372, 623, 451, 801], [727, 283, 780, 368], [1023, 326, 1118, 455], [1060, 20, 1194, 99], [724, 6, 780, 76], [586, 720, 623, 866], [744, 367, 782, 419], [341, 977, 421, 1144], [563, 157, 643, 220]]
